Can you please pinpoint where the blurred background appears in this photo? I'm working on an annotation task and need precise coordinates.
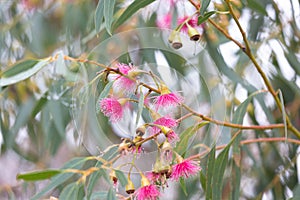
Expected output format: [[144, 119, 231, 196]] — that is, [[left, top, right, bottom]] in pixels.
[[0, 0, 300, 199]]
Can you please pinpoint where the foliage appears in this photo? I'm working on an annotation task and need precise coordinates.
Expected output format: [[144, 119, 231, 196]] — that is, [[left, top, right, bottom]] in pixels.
[[1, 0, 300, 199]]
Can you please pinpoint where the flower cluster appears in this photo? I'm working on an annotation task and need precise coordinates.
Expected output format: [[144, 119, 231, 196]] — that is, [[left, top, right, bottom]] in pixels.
[[98, 62, 201, 199]]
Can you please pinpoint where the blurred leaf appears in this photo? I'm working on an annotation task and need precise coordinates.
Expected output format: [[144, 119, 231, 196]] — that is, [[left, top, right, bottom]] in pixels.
[[175, 121, 209, 156], [284, 51, 300, 75], [112, 0, 156, 31], [107, 188, 117, 200], [278, 90, 287, 139], [136, 90, 144, 125], [200, 171, 206, 191], [17, 170, 62, 181], [95, 0, 104, 33], [247, 0, 268, 15], [48, 100, 66, 137], [212, 144, 230, 200], [205, 145, 216, 200], [89, 191, 108, 200], [31, 95, 48, 118], [104, 0, 115, 35], [115, 170, 128, 187], [0, 58, 50, 86], [59, 182, 85, 200], [198, 11, 216, 25], [96, 80, 114, 114], [86, 146, 119, 200], [179, 177, 188, 196], [31, 157, 88, 200], [200, 0, 211, 15]]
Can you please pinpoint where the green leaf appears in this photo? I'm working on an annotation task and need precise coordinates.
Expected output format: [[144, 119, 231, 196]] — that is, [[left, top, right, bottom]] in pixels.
[[205, 145, 216, 200], [284, 51, 300, 75], [112, 0, 156, 31], [175, 121, 209, 155], [198, 11, 216, 25], [59, 182, 85, 200], [200, 0, 211, 15], [115, 170, 128, 187], [89, 191, 108, 200], [278, 90, 287, 140], [48, 100, 65, 137], [179, 178, 188, 196], [107, 188, 117, 200], [96, 80, 114, 113], [247, 0, 268, 15], [212, 145, 230, 200], [0, 58, 50, 86], [95, 0, 104, 33], [199, 171, 206, 191], [31, 157, 88, 200], [16, 170, 62, 181], [104, 0, 115, 35], [136, 91, 144, 125]]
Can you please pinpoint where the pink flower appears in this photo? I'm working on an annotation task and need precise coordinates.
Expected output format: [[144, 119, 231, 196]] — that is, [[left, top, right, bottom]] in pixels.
[[114, 63, 137, 94], [156, 14, 172, 29], [154, 92, 183, 110], [136, 184, 160, 200], [177, 16, 198, 33], [171, 159, 200, 181], [150, 116, 177, 135], [146, 172, 161, 184], [165, 130, 179, 143], [99, 97, 124, 122]]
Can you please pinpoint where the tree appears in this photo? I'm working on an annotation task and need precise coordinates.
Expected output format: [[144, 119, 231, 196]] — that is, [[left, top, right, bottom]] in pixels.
[[1, 0, 300, 199]]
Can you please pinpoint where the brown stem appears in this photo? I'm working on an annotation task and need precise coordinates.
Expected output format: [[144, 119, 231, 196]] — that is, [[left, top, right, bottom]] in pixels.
[[182, 104, 285, 130]]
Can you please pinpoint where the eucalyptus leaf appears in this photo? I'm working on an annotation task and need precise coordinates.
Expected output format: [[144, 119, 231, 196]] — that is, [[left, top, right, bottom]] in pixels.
[[0, 58, 50, 86], [16, 170, 62, 181]]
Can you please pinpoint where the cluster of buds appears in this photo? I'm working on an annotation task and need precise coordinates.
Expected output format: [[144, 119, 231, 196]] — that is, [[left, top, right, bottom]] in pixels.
[[167, 15, 202, 49]]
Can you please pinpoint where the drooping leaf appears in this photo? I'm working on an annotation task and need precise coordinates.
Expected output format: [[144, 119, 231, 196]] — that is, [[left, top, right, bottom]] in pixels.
[[212, 144, 230, 200], [175, 121, 209, 155], [205, 145, 216, 200], [59, 182, 85, 200], [31, 157, 88, 200], [95, 0, 104, 33], [112, 0, 156, 31], [0, 58, 50, 86], [198, 11, 216, 25], [115, 170, 128, 187], [179, 178, 188, 196], [247, 0, 268, 15], [107, 188, 117, 200], [200, 0, 211, 15], [17, 170, 62, 181], [136, 90, 144, 125], [104, 0, 115, 35]]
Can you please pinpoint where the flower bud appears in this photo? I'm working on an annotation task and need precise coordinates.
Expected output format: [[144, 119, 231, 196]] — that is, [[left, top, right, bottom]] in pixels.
[[187, 24, 200, 41], [168, 30, 177, 43], [125, 179, 135, 194], [136, 125, 146, 136], [171, 33, 183, 49], [140, 174, 150, 187]]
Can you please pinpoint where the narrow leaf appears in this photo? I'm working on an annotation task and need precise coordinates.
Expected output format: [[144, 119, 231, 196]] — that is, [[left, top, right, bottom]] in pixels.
[[212, 145, 230, 200], [104, 0, 115, 35], [115, 170, 128, 187], [205, 145, 216, 200], [17, 170, 61, 181], [136, 91, 144, 125], [112, 0, 156, 31], [175, 121, 209, 155], [278, 90, 287, 140], [95, 0, 104, 33], [59, 182, 85, 200], [198, 11, 216, 25], [0, 58, 50, 86], [179, 178, 188, 196], [96, 80, 114, 113], [31, 157, 88, 200], [107, 188, 117, 200], [200, 0, 211, 15]]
